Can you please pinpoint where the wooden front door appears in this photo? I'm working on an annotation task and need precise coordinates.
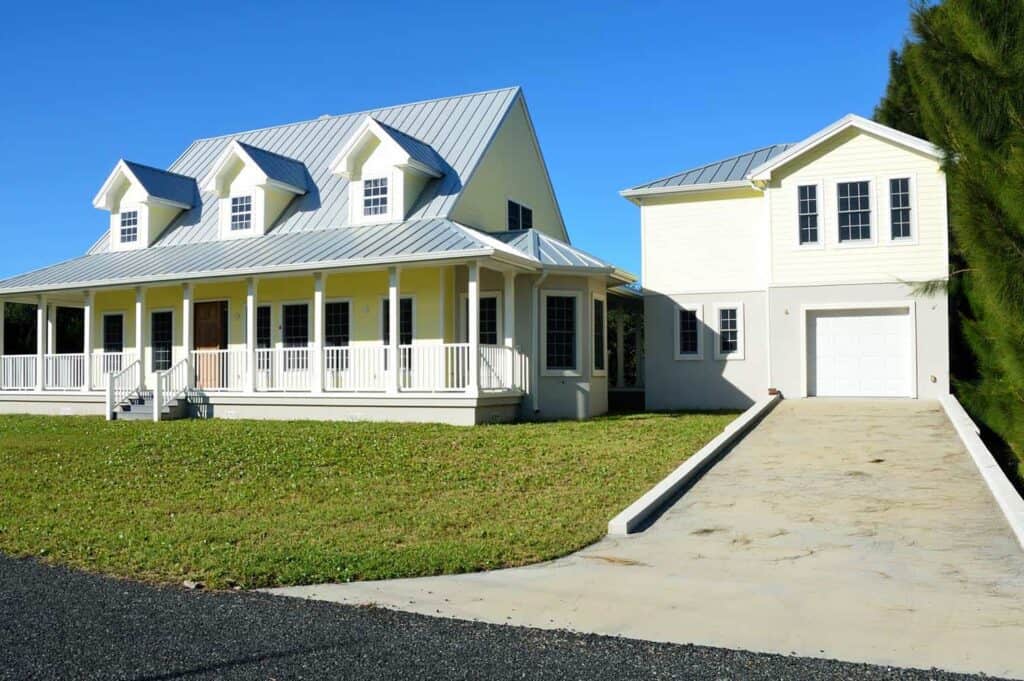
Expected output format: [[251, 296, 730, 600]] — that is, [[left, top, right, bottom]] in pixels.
[[194, 301, 228, 389]]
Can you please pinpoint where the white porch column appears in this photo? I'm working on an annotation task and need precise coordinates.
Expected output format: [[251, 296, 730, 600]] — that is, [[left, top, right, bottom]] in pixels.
[[246, 278, 257, 393], [438, 267, 446, 341], [503, 271, 516, 390], [467, 262, 480, 396], [182, 283, 193, 389], [615, 311, 625, 389], [0, 300, 4, 389], [312, 272, 324, 393], [82, 291, 93, 392], [387, 266, 400, 394], [35, 296, 45, 391], [46, 304, 55, 355], [134, 287, 144, 389]]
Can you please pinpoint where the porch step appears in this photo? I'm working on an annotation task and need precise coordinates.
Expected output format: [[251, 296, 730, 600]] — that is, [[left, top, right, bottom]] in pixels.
[[113, 394, 190, 422]]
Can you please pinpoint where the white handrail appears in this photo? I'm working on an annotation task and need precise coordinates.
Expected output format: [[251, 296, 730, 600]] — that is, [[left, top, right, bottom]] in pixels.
[[323, 344, 388, 392], [44, 353, 86, 390], [91, 351, 137, 389], [254, 347, 311, 391], [191, 349, 247, 392], [153, 358, 190, 422], [398, 343, 471, 392], [1, 355, 37, 390], [106, 359, 141, 421]]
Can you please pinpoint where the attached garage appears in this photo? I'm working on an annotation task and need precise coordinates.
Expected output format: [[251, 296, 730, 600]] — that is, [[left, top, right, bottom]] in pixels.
[[806, 306, 914, 398]]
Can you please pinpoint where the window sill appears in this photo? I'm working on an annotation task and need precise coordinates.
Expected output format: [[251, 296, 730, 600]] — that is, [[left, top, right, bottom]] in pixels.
[[542, 369, 582, 378], [674, 353, 704, 361]]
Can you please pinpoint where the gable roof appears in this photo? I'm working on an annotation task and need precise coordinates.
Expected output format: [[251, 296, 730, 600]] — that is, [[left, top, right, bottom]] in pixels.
[[87, 86, 522, 254], [375, 121, 445, 176], [746, 114, 942, 181], [621, 114, 943, 200], [93, 160, 197, 210], [235, 142, 309, 192]]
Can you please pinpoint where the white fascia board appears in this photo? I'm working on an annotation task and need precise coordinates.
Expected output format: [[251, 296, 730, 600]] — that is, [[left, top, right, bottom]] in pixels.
[[93, 160, 194, 211], [200, 140, 264, 194], [619, 180, 757, 203], [329, 117, 440, 180], [747, 114, 943, 181], [264, 178, 307, 196]]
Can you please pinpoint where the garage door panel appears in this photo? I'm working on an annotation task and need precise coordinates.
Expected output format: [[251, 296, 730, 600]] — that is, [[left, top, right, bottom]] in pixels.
[[809, 308, 912, 398]]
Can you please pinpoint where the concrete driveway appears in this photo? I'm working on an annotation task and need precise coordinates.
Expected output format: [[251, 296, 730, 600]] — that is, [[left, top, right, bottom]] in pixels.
[[270, 400, 1024, 679]]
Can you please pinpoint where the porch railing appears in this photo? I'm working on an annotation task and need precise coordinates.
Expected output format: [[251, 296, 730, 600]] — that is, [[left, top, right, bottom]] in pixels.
[[191, 349, 248, 392], [91, 351, 138, 389], [324, 345, 388, 392], [398, 343, 471, 392], [0, 355, 36, 390], [153, 357, 191, 421], [44, 353, 86, 390], [254, 347, 312, 392], [479, 344, 528, 393], [106, 359, 142, 420]]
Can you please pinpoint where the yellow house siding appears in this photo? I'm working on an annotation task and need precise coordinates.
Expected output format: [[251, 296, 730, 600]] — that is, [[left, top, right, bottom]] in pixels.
[[641, 188, 767, 295], [768, 129, 948, 286], [450, 98, 567, 240]]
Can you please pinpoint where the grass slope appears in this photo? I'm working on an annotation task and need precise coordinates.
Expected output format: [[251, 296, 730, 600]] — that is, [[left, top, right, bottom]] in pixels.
[[0, 412, 734, 589]]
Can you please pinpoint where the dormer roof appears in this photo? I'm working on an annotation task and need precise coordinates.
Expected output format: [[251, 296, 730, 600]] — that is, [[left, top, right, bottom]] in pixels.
[[201, 140, 309, 196], [93, 159, 196, 211], [329, 116, 444, 180]]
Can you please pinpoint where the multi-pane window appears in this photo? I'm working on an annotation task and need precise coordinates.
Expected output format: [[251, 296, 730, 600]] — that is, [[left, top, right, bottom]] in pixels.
[[256, 306, 272, 370], [798, 185, 819, 244], [507, 200, 533, 231], [325, 301, 350, 371], [103, 314, 124, 353], [381, 298, 413, 345], [119, 211, 138, 243], [479, 297, 498, 345], [593, 298, 606, 372], [151, 311, 173, 371], [545, 295, 577, 371], [890, 178, 912, 239], [678, 308, 699, 356], [718, 308, 738, 354], [282, 304, 309, 370], [363, 177, 388, 216], [230, 195, 252, 231], [837, 181, 871, 242]]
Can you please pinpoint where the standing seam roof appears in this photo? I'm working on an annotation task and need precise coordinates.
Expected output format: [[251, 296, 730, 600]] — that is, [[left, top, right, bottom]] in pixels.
[[627, 143, 794, 190]]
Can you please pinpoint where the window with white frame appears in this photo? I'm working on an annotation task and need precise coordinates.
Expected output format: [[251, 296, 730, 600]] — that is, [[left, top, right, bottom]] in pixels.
[[230, 195, 252, 231], [797, 185, 819, 244], [256, 305, 272, 370], [890, 178, 912, 239], [325, 301, 350, 371], [363, 177, 388, 216], [544, 293, 578, 372], [676, 305, 702, 359], [150, 311, 173, 371], [282, 303, 309, 370], [507, 200, 533, 231], [837, 181, 871, 242], [461, 294, 500, 345], [592, 296, 606, 373], [103, 314, 124, 354], [119, 211, 138, 243], [714, 304, 744, 360]]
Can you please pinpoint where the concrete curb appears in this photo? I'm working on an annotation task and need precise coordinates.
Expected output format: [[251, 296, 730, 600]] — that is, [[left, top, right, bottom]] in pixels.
[[940, 394, 1024, 550], [608, 394, 781, 536]]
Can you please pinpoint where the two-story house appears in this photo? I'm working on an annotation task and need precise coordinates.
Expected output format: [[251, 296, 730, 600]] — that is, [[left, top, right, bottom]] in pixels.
[[623, 115, 949, 409], [0, 87, 633, 424]]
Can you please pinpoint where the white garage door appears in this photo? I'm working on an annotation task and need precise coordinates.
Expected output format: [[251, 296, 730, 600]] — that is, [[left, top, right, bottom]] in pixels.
[[809, 308, 913, 397]]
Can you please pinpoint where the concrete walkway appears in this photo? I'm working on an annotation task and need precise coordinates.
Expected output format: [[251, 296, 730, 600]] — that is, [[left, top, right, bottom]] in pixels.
[[269, 400, 1024, 679]]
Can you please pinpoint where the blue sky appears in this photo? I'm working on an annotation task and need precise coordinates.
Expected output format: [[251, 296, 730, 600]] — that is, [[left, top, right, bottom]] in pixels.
[[0, 0, 913, 281]]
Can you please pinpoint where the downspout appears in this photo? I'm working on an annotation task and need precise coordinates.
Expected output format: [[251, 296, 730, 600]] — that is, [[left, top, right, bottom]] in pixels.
[[530, 271, 550, 415]]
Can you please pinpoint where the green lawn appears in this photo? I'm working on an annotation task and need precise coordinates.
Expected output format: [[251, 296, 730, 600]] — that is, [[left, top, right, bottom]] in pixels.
[[0, 412, 734, 589]]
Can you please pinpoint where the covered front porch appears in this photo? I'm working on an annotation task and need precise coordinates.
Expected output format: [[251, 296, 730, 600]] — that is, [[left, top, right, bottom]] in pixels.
[[0, 260, 528, 422]]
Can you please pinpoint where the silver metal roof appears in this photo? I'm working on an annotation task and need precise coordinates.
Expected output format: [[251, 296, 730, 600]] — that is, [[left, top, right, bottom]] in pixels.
[[87, 87, 521, 254], [123, 161, 197, 207], [498, 230, 634, 282], [0, 220, 536, 295], [627, 143, 793, 190], [236, 142, 309, 192]]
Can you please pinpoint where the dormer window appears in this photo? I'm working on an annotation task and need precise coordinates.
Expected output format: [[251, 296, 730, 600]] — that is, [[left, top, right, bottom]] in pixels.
[[363, 178, 388, 216], [507, 200, 533, 231], [119, 211, 139, 243], [230, 196, 252, 230]]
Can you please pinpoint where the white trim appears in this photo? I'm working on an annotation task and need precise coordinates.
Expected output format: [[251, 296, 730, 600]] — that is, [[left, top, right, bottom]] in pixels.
[[458, 290, 502, 344], [322, 297, 353, 347], [328, 116, 442, 181], [748, 114, 942, 182], [202, 140, 306, 196], [939, 395, 1024, 550], [673, 302, 704, 361], [794, 180, 825, 249], [101, 311, 126, 353], [882, 174, 919, 245], [798, 301, 918, 399], [540, 289, 582, 377], [147, 307, 175, 372], [277, 299, 312, 349], [620, 180, 755, 201], [712, 302, 745, 361], [591, 292, 607, 376], [92, 159, 192, 211]]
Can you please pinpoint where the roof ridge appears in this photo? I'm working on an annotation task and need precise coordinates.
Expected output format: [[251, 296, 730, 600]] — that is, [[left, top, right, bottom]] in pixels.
[[189, 86, 522, 145], [122, 160, 196, 182], [234, 141, 306, 164]]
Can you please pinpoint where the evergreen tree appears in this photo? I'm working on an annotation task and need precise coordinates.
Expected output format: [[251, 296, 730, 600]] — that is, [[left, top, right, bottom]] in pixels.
[[881, 0, 1024, 477]]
